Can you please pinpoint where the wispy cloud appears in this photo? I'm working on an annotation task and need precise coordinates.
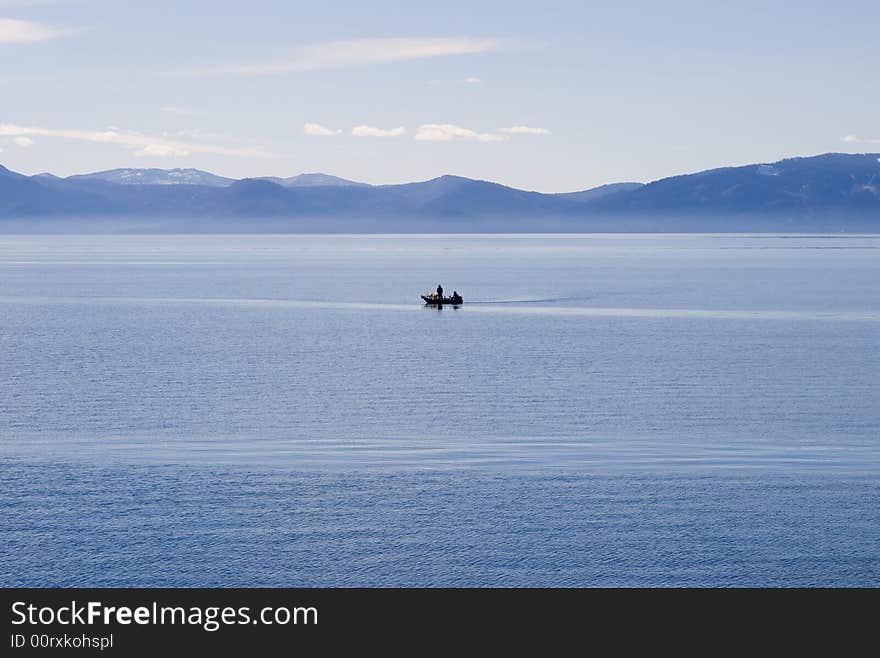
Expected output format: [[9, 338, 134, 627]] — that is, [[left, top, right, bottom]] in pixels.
[[13, 135, 33, 147], [464, 76, 482, 84], [170, 128, 254, 144], [415, 124, 507, 143], [842, 135, 880, 144], [0, 123, 284, 158], [303, 122, 341, 136], [0, 18, 69, 43], [134, 143, 189, 157], [183, 37, 510, 76], [501, 125, 551, 135], [351, 125, 405, 138]]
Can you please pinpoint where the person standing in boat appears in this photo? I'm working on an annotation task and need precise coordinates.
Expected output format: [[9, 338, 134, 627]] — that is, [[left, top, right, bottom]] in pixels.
[[436, 284, 443, 300]]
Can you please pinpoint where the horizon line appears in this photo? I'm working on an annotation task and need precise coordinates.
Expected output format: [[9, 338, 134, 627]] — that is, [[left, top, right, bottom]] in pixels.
[[2, 150, 879, 195]]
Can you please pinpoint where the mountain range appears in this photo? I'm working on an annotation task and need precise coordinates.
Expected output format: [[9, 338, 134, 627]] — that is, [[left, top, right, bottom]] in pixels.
[[1, 153, 878, 232]]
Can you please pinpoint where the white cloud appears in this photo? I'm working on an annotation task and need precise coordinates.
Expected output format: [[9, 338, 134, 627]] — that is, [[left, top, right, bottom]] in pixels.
[[842, 135, 880, 144], [0, 18, 68, 43], [464, 77, 482, 84], [184, 37, 510, 76], [500, 125, 551, 135], [415, 123, 507, 143], [303, 122, 341, 136], [351, 125, 405, 138], [134, 143, 190, 157], [13, 136, 33, 147], [0, 122, 284, 158]]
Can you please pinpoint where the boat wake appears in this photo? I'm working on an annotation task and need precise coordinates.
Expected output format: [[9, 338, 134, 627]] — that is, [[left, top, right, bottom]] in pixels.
[[1, 295, 878, 322], [469, 296, 593, 304]]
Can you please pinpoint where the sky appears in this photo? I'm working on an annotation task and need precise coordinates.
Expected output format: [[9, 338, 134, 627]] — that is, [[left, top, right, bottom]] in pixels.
[[0, 0, 878, 192]]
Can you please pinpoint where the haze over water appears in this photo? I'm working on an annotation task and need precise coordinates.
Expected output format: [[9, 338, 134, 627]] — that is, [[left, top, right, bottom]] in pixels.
[[2, 233, 878, 586]]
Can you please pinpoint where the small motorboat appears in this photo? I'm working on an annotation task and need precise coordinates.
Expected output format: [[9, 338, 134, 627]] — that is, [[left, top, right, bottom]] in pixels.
[[422, 293, 463, 305]]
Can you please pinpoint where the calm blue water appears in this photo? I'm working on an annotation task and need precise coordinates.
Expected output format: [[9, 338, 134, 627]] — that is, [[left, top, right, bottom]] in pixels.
[[1, 234, 878, 586]]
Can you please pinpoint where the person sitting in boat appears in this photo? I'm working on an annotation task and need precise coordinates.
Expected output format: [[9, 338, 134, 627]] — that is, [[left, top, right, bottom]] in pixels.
[[451, 290, 462, 303]]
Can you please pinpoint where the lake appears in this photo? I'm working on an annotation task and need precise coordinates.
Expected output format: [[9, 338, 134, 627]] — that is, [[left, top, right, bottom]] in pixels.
[[1, 233, 878, 586]]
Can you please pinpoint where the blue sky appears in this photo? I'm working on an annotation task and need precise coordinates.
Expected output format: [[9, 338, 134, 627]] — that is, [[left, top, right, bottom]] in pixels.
[[0, 0, 877, 191]]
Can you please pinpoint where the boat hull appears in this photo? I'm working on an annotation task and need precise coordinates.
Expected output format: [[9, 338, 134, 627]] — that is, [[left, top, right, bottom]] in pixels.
[[422, 295, 463, 305]]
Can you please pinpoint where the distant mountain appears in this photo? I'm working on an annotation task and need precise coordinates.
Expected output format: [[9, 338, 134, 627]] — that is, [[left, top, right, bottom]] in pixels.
[[554, 182, 644, 203], [381, 175, 580, 216], [1, 165, 109, 217], [63, 168, 369, 189], [67, 168, 235, 187], [0, 164, 26, 180], [254, 173, 369, 188], [592, 154, 880, 215], [0, 154, 877, 232]]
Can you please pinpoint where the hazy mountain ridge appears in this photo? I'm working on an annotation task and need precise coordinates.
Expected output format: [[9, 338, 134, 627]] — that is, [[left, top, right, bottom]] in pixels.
[[61, 168, 369, 189], [592, 154, 880, 214], [1, 153, 878, 231], [67, 168, 236, 187], [253, 173, 369, 188], [553, 182, 645, 202]]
